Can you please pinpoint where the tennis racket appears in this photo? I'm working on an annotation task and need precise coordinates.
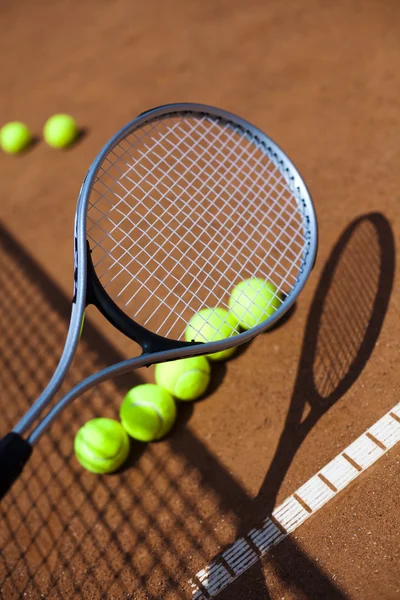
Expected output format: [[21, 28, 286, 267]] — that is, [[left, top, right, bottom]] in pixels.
[[0, 103, 317, 499]]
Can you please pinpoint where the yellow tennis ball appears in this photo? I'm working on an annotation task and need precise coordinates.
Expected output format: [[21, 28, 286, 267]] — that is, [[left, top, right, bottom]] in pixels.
[[0, 122, 32, 154], [229, 277, 281, 330], [120, 384, 177, 442], [185, 307, 238, 361], [155, 356, 211, 401], [43, 114, 78, 148], [74, 418, 130, 474], [80, 313, 85, 338]]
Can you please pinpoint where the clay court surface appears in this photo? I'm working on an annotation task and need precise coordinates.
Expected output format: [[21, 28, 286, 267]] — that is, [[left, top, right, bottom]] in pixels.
[[1, 1, 399, 598]]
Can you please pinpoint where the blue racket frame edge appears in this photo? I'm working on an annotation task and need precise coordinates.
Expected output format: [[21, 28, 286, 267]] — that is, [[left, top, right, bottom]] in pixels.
[[0, 103, 317, 500]]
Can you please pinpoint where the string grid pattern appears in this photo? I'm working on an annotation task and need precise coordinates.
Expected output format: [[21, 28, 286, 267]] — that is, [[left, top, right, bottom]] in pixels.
[[87, 113, 310, 340]]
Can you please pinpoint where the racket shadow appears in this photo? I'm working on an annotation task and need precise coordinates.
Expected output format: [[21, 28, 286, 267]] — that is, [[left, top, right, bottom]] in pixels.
[[214, 212, 394, 599], [246, 211, 395, 527]]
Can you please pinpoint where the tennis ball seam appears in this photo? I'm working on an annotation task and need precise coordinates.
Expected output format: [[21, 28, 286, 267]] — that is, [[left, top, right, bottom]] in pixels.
[[178, 367, 209, 377], [174, 367, 210, 397], [127, 399, 164, 438], [78, 433, 123, 461], [76, 448, 118, 464], [175, 367, 209, 383]]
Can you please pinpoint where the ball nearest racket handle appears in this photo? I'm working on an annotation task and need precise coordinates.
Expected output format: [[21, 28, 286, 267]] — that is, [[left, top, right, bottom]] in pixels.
[[0, 433, 32, 500]]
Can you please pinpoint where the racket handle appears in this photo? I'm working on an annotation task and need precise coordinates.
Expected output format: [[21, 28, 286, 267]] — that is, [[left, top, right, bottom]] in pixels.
[[0, 433, 32, 500]]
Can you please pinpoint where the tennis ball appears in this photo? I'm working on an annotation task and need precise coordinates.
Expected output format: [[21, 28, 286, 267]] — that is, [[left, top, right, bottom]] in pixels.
[[229, 277, 281, 330], [185, 307, 238, 361], [120, 384, 177, 442], [0, 122, 32, 154], [43, 114, 78, 148], [80, 313, 85, 338], [74, 418, 130, 474], [155, 356, 211, 401]]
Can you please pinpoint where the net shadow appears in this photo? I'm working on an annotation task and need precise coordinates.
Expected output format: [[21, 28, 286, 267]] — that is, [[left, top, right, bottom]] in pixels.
[[0, 224, 247, 600], [0, 224, 209, 599], [0, 213, 393, 600]]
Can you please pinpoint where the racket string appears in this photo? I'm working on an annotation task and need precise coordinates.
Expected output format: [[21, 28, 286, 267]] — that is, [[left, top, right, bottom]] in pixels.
[[88, 117, 243, 261], [90, 186, 303, 329], [95, 133, 276, 302], [89, 190, 301, 331], [90, 146, 303, 298], [89, 195, 301, 312], [93, 119, 303, 271], [86, 113, 311, 339], [90, 115, 290, 262], [88, 175, 300, 334]]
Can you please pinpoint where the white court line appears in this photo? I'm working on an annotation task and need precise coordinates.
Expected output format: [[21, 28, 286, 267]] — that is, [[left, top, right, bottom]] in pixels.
[[190, 402, 400, 599]]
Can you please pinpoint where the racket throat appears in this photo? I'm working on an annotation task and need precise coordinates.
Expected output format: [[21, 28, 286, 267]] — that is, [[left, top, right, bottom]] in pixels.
[[85, 244, 197, 355]]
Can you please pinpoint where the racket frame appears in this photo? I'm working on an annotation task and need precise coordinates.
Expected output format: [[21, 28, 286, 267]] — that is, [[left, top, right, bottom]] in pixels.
[[1, 103, 317, 498]]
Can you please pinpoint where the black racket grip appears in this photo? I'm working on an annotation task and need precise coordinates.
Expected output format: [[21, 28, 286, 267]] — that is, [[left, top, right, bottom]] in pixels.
[[0, 433, 32, 500]]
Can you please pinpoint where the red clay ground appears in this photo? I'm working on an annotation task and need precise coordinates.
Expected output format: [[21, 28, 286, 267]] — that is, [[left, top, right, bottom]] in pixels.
[[1, 0, 399, 598]]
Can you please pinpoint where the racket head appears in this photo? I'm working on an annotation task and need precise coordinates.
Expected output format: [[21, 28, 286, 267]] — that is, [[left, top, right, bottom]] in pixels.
[[75, 103, 317, 358]]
